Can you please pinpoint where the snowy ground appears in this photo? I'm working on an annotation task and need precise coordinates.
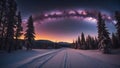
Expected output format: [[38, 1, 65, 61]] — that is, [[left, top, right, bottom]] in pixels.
[[0, 48, 120, 68]]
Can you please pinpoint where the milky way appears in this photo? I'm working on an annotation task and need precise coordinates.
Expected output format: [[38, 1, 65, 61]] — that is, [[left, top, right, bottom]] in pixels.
[[17, 0, 119, 42]]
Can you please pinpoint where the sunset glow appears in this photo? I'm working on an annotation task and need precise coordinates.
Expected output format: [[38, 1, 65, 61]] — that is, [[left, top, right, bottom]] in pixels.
[[20, 9, 116, 43], [1, 0, 119, 67]]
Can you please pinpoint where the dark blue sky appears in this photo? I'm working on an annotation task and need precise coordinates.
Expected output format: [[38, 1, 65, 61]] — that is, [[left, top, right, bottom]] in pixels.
[[16, 0, 119, 42], [16, 0, 120, 18]]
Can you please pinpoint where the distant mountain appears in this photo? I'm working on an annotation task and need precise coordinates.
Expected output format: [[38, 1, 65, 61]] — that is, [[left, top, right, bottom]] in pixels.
[[33, 40, 72, 49], [35, 40, 54, 44], [58, 42, 72, 47], [33, 40, 54, 49]]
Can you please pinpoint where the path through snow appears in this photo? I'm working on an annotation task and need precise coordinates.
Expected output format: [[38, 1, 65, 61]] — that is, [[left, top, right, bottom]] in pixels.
[[0, 48, 120, 68]]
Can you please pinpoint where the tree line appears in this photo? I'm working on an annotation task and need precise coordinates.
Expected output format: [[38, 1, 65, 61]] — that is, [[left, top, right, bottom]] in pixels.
[[0, 0, 35, 52], [72, 12, 120, 51]]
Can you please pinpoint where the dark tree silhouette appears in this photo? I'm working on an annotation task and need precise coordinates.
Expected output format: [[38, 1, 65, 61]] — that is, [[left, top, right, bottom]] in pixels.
[[97, 12, 110, 42], [74, 40, 78, 49], [94, 37, 99, 49], [86, 35, 97, 49], [14, 11, 23, 50], [115, 11, 120, 47], [81, 32, 86, 49], [0, 0, 7, 50], [111, 33, 119, 49], [97, 12, 111, 54], [71, 40, 75, 48], [101, 20, 110, 40], [5, 0, 17, 52], [97, 12, 110, 41], [0, 0, 3, 49], [97, 12, 103, 41], [86, 35, 92, 49], [24, 16, 35, 50], [77, 36, 81, 49], [0, 0, 24, 52], [75, 34, 99, 50]]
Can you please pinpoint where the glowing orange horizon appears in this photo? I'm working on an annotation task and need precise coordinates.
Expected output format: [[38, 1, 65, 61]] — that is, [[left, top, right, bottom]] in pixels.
[[21, 21, 74, 43], [20, 33, 74, 43], [20, 32, 97, 43]]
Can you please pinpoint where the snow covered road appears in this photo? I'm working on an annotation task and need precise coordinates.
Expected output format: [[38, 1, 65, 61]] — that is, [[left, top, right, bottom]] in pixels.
[[0, 48, 120, 68], [40, 48, 120, 68]]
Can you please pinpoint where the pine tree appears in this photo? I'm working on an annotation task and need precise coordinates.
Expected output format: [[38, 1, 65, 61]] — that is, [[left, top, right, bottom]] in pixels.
[[0, 0, 7, 50], [115, 11, 120, 47], [94, 36, 98, 49], [75, 40, 78, 49], [24, 16, 35, 50], [0, 0, 4, 49], [97, 12, 104, 41], [91, 36, 96, 49], [81, 32, 86, 49], [86, 35, 96, 49], [0, 0, 4, 36], [97, 12, 110, 42], [14, 11, 23, 50], [86, 35, 91, 49], [0, 0, 6, 35], [77, 36, 81, 49], [72, 40, 75, 48], [0, 0, 23, 51], [101, 19, 110, 40], [6, 0, 17, 52], [97, 12, 111, 53], [111, 33, 119, 49]]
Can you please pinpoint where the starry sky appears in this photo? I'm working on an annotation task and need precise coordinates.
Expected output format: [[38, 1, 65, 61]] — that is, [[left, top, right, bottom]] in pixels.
[[16, 0, 120, 42]]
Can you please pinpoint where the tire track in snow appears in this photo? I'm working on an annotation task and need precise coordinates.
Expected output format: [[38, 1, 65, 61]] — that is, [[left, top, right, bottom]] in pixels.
[[38, 51, 60, 68], [65, 49, 72, 68], [59, 49, 68, 68], [63, 50, 67, 68], [63, 49, 72, 68], [17, 49, 63, 68], [40, 49, 66, 68]]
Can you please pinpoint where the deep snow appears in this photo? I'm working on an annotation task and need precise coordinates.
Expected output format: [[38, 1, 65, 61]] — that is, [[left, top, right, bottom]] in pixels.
[[0, 48, 120, 68]]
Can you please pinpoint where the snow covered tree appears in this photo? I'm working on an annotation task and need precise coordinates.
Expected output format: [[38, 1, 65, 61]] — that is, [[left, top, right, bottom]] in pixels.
[[115, 11, 120, 47], [97, 12, 110, 42], [97, 12, 110, 41], [24, 15, 35, 50], [97, 12, 111, 54]]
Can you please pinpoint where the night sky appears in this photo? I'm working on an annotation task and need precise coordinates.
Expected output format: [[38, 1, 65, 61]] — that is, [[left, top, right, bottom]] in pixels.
[[16, 0, 120, 42]]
